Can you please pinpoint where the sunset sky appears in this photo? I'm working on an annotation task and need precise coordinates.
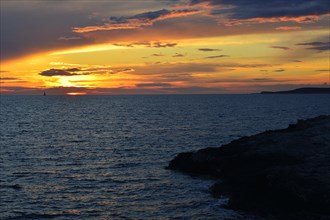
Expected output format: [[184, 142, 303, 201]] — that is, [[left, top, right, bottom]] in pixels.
[[1, 0, 329, 95]]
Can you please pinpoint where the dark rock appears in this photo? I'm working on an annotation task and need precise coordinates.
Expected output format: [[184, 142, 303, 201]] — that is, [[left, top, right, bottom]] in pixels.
[[168, 115, 330, 219]]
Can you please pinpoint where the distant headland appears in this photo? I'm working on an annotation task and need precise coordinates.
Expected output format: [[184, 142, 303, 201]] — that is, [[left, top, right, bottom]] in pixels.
[[260, 87, 330, 94]]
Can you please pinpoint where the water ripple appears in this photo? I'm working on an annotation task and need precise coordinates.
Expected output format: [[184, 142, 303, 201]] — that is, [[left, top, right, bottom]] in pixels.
[[1, 94, 329, 219]]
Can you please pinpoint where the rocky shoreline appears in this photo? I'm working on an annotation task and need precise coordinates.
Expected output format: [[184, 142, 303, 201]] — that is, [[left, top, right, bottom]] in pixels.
[[167, 115, 330, 219]]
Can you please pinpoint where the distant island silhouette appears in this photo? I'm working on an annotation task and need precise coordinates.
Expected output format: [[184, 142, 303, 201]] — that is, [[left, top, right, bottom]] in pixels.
[[260, 87, 330, 94]]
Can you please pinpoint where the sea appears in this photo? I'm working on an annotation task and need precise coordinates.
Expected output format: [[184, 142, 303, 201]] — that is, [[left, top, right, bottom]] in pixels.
[[1, 94, 329, 220]]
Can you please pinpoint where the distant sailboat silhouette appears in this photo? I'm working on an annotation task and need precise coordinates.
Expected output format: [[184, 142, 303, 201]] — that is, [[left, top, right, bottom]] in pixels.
[[43, 92, 46, 96]]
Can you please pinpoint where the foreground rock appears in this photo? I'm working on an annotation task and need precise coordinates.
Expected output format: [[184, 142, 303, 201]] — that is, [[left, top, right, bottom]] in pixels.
[[168, 115, 330, 219]]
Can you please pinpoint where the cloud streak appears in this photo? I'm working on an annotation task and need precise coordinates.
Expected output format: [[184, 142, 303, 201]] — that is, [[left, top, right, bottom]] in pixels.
[[113, 41, 177, 48], [151, 53, 165, 57], [73, 9, 200, 33], [39, 66, 134, 77], [198, 48, 222, 52], [189, 0, 329, 26], [296, 41, 330, 51], [173, 53, 184, 57], [275, 26, 302, 31], [130, 62, 272, 77], [0, 77, 19, 81], [205, 55, 230, 59], [40, 69, 78, 77], [58, 36, 83, 41], [136, 83, 172, 87], [270, 46, 291, 50], [222, 15, 323, 26]]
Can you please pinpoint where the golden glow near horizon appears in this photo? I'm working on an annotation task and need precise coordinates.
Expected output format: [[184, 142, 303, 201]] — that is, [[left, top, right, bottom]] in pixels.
[[1, 34, 328, 91], [66, 92, 87, 96], [1, 1, 329, 95], [50, 44, 127, 55]]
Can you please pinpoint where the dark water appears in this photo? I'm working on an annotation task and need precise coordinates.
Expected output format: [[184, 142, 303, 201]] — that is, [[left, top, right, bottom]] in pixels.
[[1, 94, 329, 219]]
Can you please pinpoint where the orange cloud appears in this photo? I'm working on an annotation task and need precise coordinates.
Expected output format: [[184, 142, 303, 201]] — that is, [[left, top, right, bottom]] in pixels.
[[113, 41, 177, 48], [223, 15, 321, 26], [275, 26, 302, 31], [73, 9, 200, 33]]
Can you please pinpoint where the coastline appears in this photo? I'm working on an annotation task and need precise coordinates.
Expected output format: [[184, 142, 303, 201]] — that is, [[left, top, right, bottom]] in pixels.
[[260, 87, 330, 94], [167, 115, 330, 219]]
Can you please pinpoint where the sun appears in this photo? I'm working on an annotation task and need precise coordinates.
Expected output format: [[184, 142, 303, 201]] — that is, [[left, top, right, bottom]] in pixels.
[[66, 92, 87, 96], [60, 77, 79, 87]]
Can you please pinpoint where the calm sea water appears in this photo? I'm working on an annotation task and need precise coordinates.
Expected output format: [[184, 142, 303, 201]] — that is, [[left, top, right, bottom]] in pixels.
[[1, 94, 329, 220]]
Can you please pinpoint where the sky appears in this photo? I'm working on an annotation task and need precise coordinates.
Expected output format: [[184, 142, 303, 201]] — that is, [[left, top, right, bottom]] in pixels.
[[0, 0, 329, 95]]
